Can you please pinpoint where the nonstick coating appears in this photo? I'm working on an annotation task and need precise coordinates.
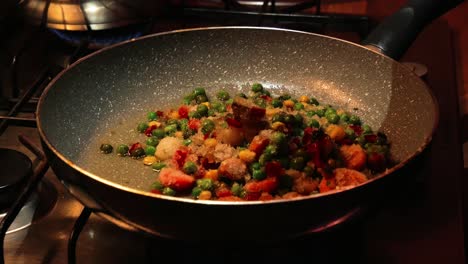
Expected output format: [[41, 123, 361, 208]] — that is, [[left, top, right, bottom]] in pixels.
[[37, 27, 437, 240]]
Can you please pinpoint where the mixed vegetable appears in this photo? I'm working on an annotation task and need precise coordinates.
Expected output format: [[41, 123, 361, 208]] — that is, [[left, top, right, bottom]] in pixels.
[[100, 83, 392, 201]]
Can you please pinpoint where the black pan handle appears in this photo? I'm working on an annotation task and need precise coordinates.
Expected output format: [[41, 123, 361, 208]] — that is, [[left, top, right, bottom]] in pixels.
[[362, 0, 465, 60]]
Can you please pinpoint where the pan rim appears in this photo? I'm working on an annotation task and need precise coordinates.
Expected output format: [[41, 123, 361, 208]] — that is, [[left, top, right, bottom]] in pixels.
[[36, 26, 439, 206]]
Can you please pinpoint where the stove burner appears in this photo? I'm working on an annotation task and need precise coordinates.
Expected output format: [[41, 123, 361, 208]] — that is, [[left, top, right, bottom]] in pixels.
[[0, 148, 32, 211], [49, 23, 149, 49]]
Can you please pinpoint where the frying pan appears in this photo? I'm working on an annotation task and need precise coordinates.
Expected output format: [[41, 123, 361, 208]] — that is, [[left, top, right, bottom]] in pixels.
[[35, 0, 463, 241]]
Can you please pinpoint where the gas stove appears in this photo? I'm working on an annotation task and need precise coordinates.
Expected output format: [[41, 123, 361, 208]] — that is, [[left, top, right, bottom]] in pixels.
[[0, 1, 466, 263]]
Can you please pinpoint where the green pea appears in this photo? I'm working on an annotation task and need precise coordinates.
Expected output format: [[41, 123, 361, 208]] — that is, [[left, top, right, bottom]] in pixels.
[[326, 113, 340, 124], [325, 108, 336, 116], [147, 111, 158, 121], [271, 99, 282, 108], [303, 166, 314, 176], [340, 113, 350, 123], [192, 186, 202, 198], [251, 162, 262, 171], [197, 178, 213, 190], [315, 108, 325, 117], [193, 87, 206, 96], [362, 125, 372, 134], [278, 94, 291, 101], [279, 175, 293, 189], [197, 104, 209, 117], [283, 114, 295, 125], [264, 144, 278, 157], [294, 102, 304, 110], [146, 137, 160, 147], [258, 153, 271, 165], [183, 139, 192, 146], [306, 110, 316, 117], [308, 119, 320, 128], [195, 94, 209, 104], [294, 114, 303, 125], [217, 90, 230, 101], [309, 98, 319, 105], [188, 111, 202, 119], [100, 144, 113, 154], [345, 128, 356, 139], [201, 119, 215, 134], [162, 187, 176, 196], [152, 162, 166, 171], [183, 161, 198, 174], [271, 132, 286, 145], [254, 98, 266, 108], [166, 119, 179, 127], [137, 122, 149, 133], [179, 119, 189, 131], [349, 115, 361, 125], [184, 93, 195, 103], [290, 156, 305, 170], [252, 169, 266, 180], [356, 135, 366, 145], [130, 147, 145, 158], [272, 113, 285, 123], [116, 144, 129, 156], [251, 83, 263, 93], [145, 145, 156, 156], [151, 128, 165, 139], [151, 181, 164, 191], [231, 183, 243, 197], [237, 92, 248, 99], [164, 124, 178, 135], [208, 109, 216, 116]]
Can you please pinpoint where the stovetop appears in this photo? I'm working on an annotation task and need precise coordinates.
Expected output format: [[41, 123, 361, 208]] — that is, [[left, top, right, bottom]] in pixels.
[[1, 2, 466, 264]]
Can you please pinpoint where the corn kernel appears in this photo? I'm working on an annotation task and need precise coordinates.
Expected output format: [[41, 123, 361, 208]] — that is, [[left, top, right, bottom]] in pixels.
[[283, 99, 294, 108], [299, 95, 309, 103], [326, 124, 346, 141], [174, 131, 183, 138], [148, 121, 161, 127], [204, 138, 218, 147], [271, 121, 285, 131], [143, 156, 157, 166], [202, 102, 211, 108], [204, 169, 219, 181], [169, 111, 180, 120], [198, 190, 212, 200], [239, 149, 256, 163]]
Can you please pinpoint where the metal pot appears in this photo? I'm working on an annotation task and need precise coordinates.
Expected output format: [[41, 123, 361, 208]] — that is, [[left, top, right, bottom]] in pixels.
[[20, 0, 166, 30]]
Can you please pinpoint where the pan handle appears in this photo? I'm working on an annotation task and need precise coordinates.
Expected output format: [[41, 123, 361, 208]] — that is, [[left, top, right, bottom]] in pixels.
[[362, 0, 465, 60]]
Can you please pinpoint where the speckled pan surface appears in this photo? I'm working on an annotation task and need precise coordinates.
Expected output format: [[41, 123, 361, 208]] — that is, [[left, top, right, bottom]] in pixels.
[[38, 27, 437, 193]]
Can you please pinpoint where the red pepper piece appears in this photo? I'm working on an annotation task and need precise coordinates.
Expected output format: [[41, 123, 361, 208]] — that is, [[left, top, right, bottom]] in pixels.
[[349, 125, 362, 136], [244, 177, 278, 193], [244, 192, 261, 201], [226, 117, 242, 128], [156, 110, 164, 117], [364, 134, 378, 143], [367, 152, 386, 172], [173, 149, 188, 169], [265, 161, 283, 178], [150, 189, 162, 194], [178, 106, 189, 119], [144, 125, 158, 137], [216, 188, 232, 198], [188, 119, 201, 130], [260, 95, 272, 102], [248, 136, 270, 156], [129, 142, 142, 155], [250, 107, 266, 119]]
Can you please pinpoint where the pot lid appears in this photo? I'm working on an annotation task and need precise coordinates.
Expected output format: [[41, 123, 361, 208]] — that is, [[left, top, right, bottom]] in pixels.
[[20, 0, 165, 31]]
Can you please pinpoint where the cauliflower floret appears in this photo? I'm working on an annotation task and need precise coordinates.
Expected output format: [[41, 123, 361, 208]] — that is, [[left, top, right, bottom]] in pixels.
[[155, 137, 182, 160]]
